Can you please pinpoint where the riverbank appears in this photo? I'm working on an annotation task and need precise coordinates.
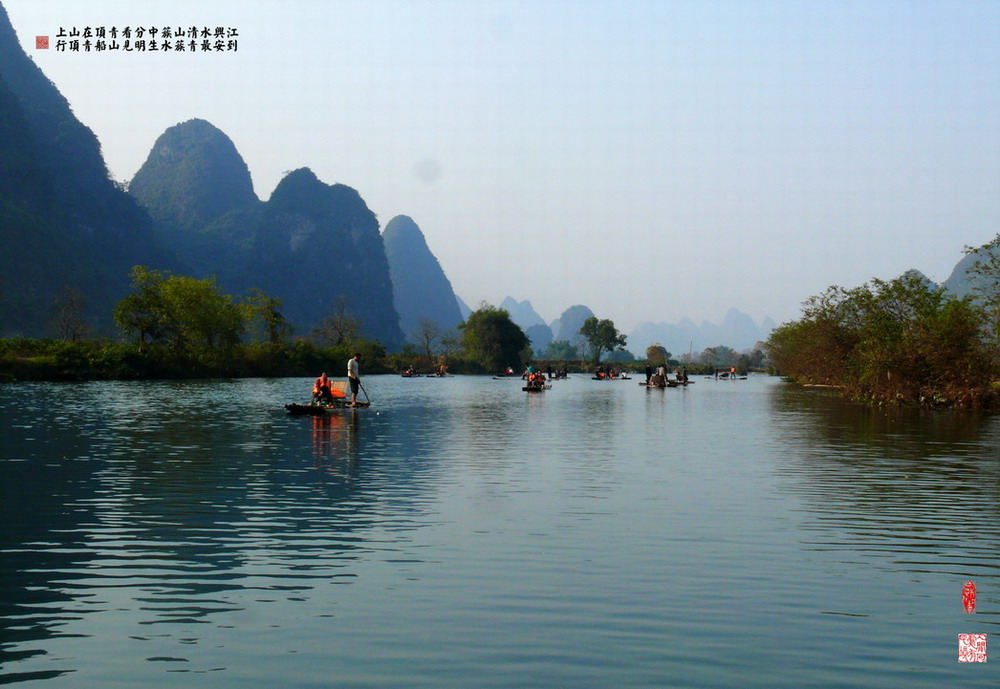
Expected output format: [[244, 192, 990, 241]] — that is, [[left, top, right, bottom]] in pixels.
[[0, 338, 733, 383], [0, 337, 392, 382]]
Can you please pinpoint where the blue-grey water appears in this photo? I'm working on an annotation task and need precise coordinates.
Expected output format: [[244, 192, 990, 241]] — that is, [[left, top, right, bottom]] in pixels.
[[1, 374, 999, 687]]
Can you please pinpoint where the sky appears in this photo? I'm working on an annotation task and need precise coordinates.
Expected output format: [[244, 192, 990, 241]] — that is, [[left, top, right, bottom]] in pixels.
[[4, 0, 999, 332]]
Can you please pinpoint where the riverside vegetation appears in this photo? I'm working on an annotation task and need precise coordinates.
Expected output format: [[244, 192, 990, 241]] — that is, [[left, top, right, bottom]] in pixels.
[[0, 266, 660, 382], [766, 235, 1000, 409]]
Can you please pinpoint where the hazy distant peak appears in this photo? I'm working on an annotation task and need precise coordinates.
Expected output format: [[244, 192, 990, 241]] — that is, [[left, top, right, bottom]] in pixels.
[[500, 297, 546, 329], [942, 251, 980, 299], [382, 215, 425, 245], [456, 295, 473, 320], [272, 167, 320, 192], [721, 308, 756, 326], [552, 304, 596, 342], [383, 214, 463, 339], [171, 117, 223, 135], [628, 309, 775, 357]]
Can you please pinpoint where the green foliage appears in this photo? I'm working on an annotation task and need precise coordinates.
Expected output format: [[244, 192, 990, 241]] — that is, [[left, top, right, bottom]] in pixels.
[[543, 340, 579, 360], [1, 267, 399, 381], [964, 234, 1000, 340], [114, 266, 246, 365], [697, 345, 738, 368], [459, 304, 530, 373], [578, 316, 627, 363], [606, 349, 636, 363], [767, 272, 994, 408], [244, 288, 293, 345]]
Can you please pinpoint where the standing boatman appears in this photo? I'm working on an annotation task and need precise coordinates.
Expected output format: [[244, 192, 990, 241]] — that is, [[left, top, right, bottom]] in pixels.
[[348, 352, 362, 406]]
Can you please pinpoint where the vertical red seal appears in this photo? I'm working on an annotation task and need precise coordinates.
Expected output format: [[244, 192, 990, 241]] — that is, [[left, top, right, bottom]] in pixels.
[[963, 580, 977, 614], [36, 36, 49, 49]]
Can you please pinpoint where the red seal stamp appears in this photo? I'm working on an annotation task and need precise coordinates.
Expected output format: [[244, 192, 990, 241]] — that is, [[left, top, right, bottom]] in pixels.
[[36, 35, 49, 49], [958, 634, 987, 663], [963, 580, 977, 614]]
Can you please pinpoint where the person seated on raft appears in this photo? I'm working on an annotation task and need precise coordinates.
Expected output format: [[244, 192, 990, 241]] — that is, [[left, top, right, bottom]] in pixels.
[[313, 372, 334, 403]]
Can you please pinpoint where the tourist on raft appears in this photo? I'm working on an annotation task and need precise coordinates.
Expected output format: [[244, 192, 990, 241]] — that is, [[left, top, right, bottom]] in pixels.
[[313, 372, 333, 403]]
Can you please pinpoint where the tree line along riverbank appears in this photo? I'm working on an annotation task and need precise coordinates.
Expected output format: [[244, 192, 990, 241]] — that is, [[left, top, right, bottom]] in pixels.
[[2, 266, 753, 383], [765, 270, 999, 410]]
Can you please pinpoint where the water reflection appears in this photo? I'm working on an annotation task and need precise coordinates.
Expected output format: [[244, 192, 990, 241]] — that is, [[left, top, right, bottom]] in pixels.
[[0, 379, 449, 681], [768, 384, 1000, 586], [6, 376, 1000, 688], [308, 411, 360, 479]]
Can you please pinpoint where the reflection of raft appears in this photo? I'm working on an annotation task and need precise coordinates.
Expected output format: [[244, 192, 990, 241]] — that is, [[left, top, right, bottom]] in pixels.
[[286, 401, 370, 415]]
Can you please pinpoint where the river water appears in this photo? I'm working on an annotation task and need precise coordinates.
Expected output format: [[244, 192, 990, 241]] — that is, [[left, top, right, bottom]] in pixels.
[[1, 374, 998, 687]]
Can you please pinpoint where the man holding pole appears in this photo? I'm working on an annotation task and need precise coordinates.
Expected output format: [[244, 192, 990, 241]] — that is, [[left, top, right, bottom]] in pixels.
[[347, 352, 362, 407]]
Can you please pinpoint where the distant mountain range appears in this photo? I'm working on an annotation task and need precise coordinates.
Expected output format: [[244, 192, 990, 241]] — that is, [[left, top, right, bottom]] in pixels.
[[491, 251, 994, 359], [129, 119, 408, 347], [496, 298, 775, 358], [0, 2, 991, 353], [0, 2, 462, 346], [628, 309, 776, 359]]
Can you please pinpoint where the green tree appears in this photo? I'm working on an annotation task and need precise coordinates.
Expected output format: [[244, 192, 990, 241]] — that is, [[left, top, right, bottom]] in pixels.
[[158, 274, 245, 355], [607, 349, 636, 363], [965, 234, 1000, 340], [767, 272, 992, 407], [698, 345, 737, 368], [579, 316, 627, 363], [245, 288, 293, 346], [438, 329, 462, 364], [459, 304, 530, 372], [113, 266, 172, 349], [543, 340, 578, 360], [114, 265, 247, 361]]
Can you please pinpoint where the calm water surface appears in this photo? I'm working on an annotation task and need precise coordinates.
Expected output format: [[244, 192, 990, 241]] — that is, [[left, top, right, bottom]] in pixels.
[[1, 374, 999, 687]]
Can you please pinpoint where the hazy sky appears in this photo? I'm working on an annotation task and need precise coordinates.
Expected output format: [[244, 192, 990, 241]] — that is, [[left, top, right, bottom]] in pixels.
[[5, 0, 999, 331]]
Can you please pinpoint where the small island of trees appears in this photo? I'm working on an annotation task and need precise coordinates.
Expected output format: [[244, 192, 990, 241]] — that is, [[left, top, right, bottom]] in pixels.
[[766, 235, 1000, 409]]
